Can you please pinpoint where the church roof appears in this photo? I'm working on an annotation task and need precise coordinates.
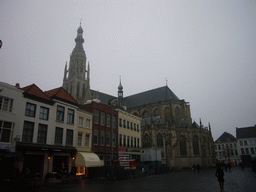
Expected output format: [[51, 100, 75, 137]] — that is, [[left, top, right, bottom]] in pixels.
[[123, 86, 180, 109], [141, 116, 165, 126], [236, 126, 256, 139], [191, 121, 200, 128], [90, 86, 180, 109], [45, 87, 78, 105], [178, 119, 191, 128], [215, 132, 236, 142], [90, 89, 115, 104]]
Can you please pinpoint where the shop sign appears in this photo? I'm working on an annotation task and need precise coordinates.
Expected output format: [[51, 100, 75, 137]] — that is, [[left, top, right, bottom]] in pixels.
[[0, 143, 12, 150]]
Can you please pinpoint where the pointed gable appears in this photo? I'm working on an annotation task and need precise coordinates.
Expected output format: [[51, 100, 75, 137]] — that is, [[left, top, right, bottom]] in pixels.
[[45, 87, 78, 105], [21, 84, 53, 104], [215, 132, 236, 142]]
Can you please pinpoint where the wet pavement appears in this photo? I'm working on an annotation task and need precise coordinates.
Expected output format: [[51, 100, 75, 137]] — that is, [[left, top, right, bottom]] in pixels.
[[38, 167, 256, 192]]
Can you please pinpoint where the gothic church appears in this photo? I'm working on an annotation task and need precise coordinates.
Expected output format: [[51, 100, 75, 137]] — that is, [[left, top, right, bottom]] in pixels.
[[63, 25, 215, 169]]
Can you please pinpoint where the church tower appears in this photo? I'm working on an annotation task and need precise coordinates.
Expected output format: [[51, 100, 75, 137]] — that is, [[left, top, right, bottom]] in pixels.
[[63, 24, 91, 104]]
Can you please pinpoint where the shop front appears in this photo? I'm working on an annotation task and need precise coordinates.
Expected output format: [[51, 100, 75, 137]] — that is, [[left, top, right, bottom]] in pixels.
[[75, 152, 101, 179], [16, 142, 77, 181]]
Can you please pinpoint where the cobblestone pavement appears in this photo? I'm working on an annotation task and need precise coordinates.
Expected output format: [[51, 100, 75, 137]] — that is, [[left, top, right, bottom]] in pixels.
[[39, 167, 256, 192]]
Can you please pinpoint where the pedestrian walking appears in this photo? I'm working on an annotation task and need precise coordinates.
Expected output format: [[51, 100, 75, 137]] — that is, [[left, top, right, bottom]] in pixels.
[[215, 164, 225, 191], [197, 164, 200, 173], [193, 164, 196, 173], [228, 162, 231, 172]]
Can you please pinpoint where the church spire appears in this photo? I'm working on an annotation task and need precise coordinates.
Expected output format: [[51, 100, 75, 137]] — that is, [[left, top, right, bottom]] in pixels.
[[74, 23, 85, 52], [118, 76, 123, 107]]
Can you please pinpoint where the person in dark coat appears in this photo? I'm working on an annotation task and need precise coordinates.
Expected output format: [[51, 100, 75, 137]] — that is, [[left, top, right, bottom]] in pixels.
[[215, 164, 225, 191], [197, 164, 200, 173]]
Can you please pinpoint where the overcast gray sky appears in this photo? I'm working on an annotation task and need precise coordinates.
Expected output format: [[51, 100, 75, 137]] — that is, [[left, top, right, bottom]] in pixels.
[[1, 0, 256, 141]]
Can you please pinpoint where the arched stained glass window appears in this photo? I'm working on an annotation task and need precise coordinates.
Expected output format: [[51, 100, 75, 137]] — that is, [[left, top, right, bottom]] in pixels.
[[143, 134, 151, 148], [157, 133, 163, 147], [180, 136, 186, 156], [193, 136, 200, 156]]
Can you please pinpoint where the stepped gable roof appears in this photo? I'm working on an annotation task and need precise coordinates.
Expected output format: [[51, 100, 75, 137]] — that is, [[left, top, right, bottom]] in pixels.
[[215, 132, 236, 142], [141, 116, 165, 126], [90, 89, 116, 104], [21, 84, 52, 101], [45, 87, 78, 105], [123, 86, 180, 109], [236, 126, 256, 139]]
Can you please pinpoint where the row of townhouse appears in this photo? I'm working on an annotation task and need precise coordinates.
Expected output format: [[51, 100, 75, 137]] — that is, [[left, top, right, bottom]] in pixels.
[[214, 126, 256, 165], [0, 82, 141, 181]]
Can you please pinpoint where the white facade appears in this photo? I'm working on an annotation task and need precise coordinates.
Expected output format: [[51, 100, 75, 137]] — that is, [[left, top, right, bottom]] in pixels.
[[237, 138, 256, 159], [0, 82, 23, 152], [214, 141, 239, 164]]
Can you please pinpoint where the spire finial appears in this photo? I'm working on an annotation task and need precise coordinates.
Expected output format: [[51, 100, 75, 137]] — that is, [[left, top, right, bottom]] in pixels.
[[80, 19, 82, 26], [165, 77, 168, 86]]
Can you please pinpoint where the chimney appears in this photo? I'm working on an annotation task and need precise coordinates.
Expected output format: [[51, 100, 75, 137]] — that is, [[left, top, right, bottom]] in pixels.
[[15, 83, 20, 88]]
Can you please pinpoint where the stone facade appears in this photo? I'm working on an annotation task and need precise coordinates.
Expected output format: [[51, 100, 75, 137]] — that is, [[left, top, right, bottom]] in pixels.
[[62, 25, 92, 104], [128, 102, 215, 169]]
